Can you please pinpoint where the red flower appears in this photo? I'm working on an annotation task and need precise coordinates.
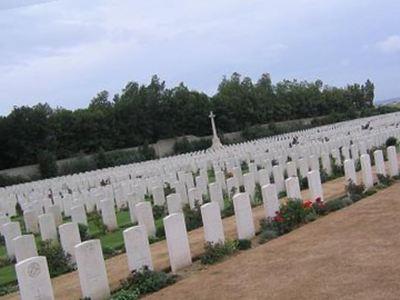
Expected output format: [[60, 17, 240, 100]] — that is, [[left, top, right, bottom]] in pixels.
[[315, 197, 322, 203], [303, 200, 313, 208], [273, 211, 285, 223]]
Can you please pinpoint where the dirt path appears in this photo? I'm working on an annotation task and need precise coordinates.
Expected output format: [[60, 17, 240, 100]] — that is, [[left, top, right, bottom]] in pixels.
[[145, 180, 400, 300]]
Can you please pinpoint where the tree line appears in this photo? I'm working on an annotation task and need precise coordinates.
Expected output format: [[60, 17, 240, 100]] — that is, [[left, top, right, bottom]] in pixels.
[[0, 73, 378, 170]]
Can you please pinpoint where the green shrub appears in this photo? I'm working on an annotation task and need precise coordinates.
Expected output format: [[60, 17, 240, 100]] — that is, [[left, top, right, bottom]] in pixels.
[[236, 239, 252, 250], [377, 174, 393, 186], [259, 229, 278, 244], [89, 211, 107, 235], [183, 203, 203, 231], [111, 289, 139, 300], [363, 188, 377, 197], [102, 245, 116, 258], [325, 197, 351, 212], [200, 240, 238, 264], [346, 180, 365, 202], [386, 136, 397, 147], [155, 223, 165, 239], [37, 240, 73, 277], [121, 266, 177, 295], [78, 223, 91, 241], [152, 205, 167, 220], [221, 196, 234, 218]]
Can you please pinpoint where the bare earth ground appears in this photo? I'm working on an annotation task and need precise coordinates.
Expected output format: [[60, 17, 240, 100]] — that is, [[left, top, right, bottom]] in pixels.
[[146, 182, 400, 300], [1, 174, 349, 300]]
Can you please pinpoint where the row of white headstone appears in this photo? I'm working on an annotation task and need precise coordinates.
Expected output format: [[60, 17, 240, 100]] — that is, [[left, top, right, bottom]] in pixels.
[[2, 118, 400, 256], [3, 112, 399, 220], [11, 144, 400, 300]]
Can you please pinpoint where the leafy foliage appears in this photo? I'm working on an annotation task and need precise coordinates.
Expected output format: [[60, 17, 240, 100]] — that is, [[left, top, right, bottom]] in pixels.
[[110, 289, 139, 300], [37, 240, 73, 277], [346, 180, 365, 202], [183, 203, 203, 231], [78, 223, 91, 241], [120, 266, 177, 295], [236, 239, 252, 250], [200, 240, 238, 264]]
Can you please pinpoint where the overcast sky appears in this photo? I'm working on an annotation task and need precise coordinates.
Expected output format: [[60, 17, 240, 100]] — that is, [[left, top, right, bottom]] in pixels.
[[0, 0, 399, 115]]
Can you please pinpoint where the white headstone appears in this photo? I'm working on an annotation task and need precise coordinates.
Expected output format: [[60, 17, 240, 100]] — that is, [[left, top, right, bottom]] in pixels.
[[360, 154, 373, 189], [285, 177, 302, 200], [163, 213, 192, 273], [152, 186, 165, 206], [13, 234, 38, 263], [2, 221, 21, 258], [261, 184, 280, 218], [200, 202, 225, 244], [71, 204, 88, 226], [135, 202, 156, 237], [307, 170, 324, 201], [232, 193, 255, 240], [209, 182, 224, 210], [387, 146, 399, 177], [344, 159, 357, 185], [59, 222, 81, 262], [166, 193, 182, 214], [100, 199, 118, 231], [373, 150, 386, 176], [16, 256, 54, 300], [48, 204, 63, 227], [38, 213, 57, 241], [23, 210, 39, 234], [75, 240, 110, 300], [123, 225, 153, 271]]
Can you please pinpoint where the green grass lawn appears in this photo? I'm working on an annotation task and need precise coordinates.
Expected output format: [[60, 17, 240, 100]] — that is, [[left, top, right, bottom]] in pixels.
[[0, 246, 6, 258], [0, 264, 16, 286]]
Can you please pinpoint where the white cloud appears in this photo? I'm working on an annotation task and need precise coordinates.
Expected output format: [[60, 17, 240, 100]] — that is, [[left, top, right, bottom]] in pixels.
[[376, 35, 400, 54]]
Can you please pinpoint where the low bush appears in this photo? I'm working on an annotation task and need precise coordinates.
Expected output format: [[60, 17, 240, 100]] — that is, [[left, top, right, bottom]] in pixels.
[[120, 266, 177, 295], [88, 211, 107, 235], [200, 240, 238, 264], [346, 180, 365, 202], [259, 229, 278, 244], [78, 223, 91, 241], [236, 239, 252, 250], [155, 223, 165, 239], [152, 204, 167, 220], [377, 174, 393, 187], [110, 289, 140, 300], [102, 245, 117, 258], [183, 203, 203, 231], [221, 196, 234, 218], [37, 240, 73, 277], [324, 197, 352, 212]]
